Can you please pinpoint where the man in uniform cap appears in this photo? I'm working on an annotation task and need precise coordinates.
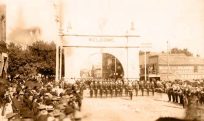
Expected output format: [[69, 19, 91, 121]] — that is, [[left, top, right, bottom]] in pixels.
[[109, 82, 113, 98], [140, 80, 145, 96], [89, 82, 94, 98], [135, 81, 140, 96], [93, 82, 98, 98], [146, 81, 150, 96]]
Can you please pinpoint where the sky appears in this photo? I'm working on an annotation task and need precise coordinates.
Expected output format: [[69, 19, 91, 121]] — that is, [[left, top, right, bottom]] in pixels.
[[1, 0, 204, 57]]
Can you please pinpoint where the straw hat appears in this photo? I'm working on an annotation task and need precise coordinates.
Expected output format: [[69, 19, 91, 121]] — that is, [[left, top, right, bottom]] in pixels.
[[6, 113, 18, 119], [46, 105, 54, 111], [64, 106, 74, 115]]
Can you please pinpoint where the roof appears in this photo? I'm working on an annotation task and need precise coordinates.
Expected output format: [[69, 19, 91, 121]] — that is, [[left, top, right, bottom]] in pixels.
[[158, 54, 204, 65]]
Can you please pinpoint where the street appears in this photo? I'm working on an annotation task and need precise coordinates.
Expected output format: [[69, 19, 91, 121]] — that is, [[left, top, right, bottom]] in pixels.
[[81, 91, 186, 121]]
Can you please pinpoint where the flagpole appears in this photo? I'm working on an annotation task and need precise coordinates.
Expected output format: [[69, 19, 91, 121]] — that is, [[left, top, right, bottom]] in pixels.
[[59, 0, 63, 81], [54, 0, 63, 82]]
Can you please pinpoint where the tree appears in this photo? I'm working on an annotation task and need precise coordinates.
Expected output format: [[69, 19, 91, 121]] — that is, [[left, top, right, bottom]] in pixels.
[[7, 41, 56, 80], [28, 41, 56, 79], [170, 48, 193, 56], [0, 40, 7, 53], [7, 43, 25, 80]]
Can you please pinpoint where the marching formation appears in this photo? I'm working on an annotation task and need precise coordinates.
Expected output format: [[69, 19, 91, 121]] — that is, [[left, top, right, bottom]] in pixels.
[[0, 79, 85, 121], [86, 79, 155, 100]]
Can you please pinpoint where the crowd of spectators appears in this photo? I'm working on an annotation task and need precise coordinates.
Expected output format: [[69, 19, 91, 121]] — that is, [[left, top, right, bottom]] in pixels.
[[0, 78, 85, 121]]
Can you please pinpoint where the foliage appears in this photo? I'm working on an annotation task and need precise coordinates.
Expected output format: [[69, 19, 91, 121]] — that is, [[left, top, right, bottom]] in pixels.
[[0, 40, 7, 53], [7, 43, 25, 80], [7, 41, 56, 80], [28, 41, 56, 77], [170, 48, 193, 56]]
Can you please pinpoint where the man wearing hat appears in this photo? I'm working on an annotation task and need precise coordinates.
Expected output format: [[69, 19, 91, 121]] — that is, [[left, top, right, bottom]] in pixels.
[[43, 93, 53, 105], [6, 112, 19, 121], [53, 109, 64, 121], [47, 105, 55, 121], [74, 110, 82, 121], [35, 105, 48, 121], [63, 106, 74, 121]]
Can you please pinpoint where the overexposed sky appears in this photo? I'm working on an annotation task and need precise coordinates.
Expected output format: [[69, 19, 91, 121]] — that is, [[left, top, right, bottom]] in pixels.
[[1, 0, 204, 57]]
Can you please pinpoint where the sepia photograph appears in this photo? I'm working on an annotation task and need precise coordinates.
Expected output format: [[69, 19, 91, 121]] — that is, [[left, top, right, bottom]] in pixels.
[[0, 0, 204, 121]]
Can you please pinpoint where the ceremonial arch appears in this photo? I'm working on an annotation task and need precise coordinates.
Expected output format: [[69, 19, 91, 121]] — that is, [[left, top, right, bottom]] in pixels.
[[60, 35, 141, 83]]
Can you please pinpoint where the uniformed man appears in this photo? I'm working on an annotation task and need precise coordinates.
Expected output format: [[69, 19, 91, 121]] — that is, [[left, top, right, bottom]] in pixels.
[[166, 82, 173, 102], [128, 84, 133, 100], [115, 83, 118, 97], [99, 82, 103, 98], [89, 82, 94, 98], [173, 84, 179, 103], [135, 81, 139, 96], [150, 81, 155, 96], [140, 80, 145, 96], [124, 81, 129, 96], [131, 81, 136, 96], [109, 82, 113, 98], [93, 82, 98, 98], [172, 83, 176, 102], [146, 81, 150, 96], [104, 82, 108, 98], [118, 82, 123, 96]]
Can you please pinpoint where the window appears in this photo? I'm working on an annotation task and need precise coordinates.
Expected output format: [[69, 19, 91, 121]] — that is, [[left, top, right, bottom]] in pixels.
[[194, 65, 198, 73]]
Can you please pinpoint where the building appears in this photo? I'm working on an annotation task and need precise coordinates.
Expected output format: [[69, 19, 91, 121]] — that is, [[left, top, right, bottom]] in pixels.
[[102, 53, 123, 79], [140, 53, 204, 81], [91, 65, 102, 78], [0, 4, 8, 79]]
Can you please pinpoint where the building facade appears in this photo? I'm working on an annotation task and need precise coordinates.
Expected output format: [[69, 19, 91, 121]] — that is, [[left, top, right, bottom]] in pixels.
[[140, 53, 204, 81]]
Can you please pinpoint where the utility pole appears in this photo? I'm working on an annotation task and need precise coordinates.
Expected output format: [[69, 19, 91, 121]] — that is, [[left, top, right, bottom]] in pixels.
[[144, 50, 147, 81], [114, 56, 117, 79], [167, 41, 169, 81]]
